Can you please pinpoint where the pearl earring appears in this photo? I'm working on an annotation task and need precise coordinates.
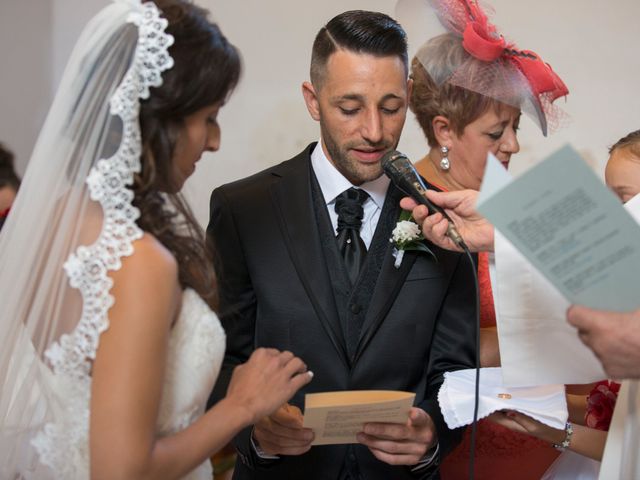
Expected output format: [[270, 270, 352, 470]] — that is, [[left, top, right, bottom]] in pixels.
[[440, 146, 450, 171]]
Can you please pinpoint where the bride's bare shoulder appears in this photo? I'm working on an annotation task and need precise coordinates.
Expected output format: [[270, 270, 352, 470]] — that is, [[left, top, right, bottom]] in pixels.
[[119, 233, 176, 275], [130, 233, 177, 270], [109, 233, 180, 313]]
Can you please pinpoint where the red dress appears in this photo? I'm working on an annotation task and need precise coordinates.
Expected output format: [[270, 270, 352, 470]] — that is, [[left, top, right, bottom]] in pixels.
[[440, 252, 560, 479]]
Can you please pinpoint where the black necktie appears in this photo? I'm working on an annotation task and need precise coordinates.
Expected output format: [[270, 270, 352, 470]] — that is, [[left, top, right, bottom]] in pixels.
[[335, 188, 369, 285]]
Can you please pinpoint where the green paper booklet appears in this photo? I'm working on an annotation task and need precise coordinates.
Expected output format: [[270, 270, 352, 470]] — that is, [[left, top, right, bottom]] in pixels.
[[477, 144, 640, 312]]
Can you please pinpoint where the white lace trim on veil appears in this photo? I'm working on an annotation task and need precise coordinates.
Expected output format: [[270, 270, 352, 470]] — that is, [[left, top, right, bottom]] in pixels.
[[30, 1, 174, 474]]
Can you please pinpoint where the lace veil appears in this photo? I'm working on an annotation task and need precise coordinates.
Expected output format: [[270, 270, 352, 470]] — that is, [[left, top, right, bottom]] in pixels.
[[0, 0, 174, 476]]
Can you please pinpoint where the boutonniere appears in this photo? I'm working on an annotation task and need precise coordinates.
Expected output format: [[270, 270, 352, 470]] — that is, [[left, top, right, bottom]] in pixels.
[[390, 211, 433, 268]]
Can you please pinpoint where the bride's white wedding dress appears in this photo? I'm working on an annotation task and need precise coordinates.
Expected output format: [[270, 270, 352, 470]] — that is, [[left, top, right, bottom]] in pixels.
[[21, 288, 225, 479], [156, 288, 226, 480]]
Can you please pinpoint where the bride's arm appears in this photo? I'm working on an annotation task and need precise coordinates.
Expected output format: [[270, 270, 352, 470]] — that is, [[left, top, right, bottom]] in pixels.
[[90, 234, 311, 480]]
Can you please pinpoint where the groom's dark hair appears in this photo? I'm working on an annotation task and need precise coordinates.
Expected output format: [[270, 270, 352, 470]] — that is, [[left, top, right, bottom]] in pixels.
[[310, 10, 408, 87]]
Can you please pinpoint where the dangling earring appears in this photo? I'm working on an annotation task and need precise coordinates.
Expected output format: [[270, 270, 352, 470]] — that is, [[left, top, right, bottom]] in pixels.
[[440, 146, 450, 171]]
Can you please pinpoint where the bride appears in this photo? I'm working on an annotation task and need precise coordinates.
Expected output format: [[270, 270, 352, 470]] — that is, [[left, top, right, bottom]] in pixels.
[[0, 1, 312, 478]]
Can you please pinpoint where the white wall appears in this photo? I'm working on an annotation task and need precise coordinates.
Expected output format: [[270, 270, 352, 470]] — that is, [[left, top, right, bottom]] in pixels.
[[0, 0, 53, 176], [51, 0, 107, 87], [2, 1, 639, 226]]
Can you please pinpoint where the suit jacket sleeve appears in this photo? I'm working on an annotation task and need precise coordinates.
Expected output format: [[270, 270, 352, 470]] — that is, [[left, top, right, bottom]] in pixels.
[[418, 250, 477, 461], [207, 186, 256, 398], [207, 186, 270, 467]]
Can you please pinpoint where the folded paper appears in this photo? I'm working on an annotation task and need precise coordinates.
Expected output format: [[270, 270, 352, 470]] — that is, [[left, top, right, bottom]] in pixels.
[[303, 390, 415, 445]]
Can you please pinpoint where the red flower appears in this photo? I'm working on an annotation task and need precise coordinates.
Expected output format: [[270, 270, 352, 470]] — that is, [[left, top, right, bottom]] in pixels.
[[585, 380, 621, 431], [0, 208, 9, 218]]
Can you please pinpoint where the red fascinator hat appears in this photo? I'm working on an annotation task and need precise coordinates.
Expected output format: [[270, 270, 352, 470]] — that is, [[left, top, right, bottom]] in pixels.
[[398, 0, 569, 135]]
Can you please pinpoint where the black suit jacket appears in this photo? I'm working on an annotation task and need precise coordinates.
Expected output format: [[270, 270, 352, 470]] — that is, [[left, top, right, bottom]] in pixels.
[[207, 144, 477, 479]]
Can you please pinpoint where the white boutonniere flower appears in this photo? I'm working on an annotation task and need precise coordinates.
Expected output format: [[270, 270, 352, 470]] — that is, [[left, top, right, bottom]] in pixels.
[[390, 211, 433, 268]]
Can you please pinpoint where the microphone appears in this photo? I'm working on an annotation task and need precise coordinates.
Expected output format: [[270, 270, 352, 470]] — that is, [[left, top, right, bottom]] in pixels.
[[381, 150, 466, 249]]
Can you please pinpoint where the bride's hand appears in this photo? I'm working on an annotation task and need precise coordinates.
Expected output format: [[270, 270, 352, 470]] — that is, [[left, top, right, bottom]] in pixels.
[[225, 348, 313, 424]]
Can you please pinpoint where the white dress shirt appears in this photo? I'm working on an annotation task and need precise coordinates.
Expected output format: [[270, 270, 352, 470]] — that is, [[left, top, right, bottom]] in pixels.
[[310, 141, 389, 248]]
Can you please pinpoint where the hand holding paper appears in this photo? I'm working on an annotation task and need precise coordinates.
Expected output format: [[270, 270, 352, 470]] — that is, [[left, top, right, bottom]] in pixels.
[[254, 403, 314, 456], [357, 407, 437, 466], [302, 390, 415, 446], [301, 390, 437, 466], [568, 305, 640, 379]]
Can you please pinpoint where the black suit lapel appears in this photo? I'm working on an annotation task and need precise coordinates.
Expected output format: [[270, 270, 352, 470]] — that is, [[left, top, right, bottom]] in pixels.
[[353, 185, 417, 364], [269, 146, 350, 368]]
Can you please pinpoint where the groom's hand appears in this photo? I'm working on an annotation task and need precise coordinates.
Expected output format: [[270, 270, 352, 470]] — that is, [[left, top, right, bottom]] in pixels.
[[356, 407, 437, 466], [253, 403, 314, 456]]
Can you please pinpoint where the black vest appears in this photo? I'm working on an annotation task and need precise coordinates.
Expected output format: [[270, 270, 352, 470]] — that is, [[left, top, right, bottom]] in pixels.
[[310, 171, 402, 364]]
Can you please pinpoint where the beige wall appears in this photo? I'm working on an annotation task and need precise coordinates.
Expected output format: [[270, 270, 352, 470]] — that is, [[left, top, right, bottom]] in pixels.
[[2, 0, 639, 226]]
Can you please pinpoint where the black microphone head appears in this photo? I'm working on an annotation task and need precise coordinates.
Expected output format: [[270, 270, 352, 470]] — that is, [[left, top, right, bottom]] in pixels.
[[381, 150, 409, 179], [381, 150, 425, 194], [382, 151, 464, 246]]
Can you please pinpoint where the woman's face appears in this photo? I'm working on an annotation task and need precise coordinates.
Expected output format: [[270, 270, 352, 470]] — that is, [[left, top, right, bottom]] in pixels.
[[446, 105, 521, 190], [605, 149, 640, 203], [172, 102, 223, 190]]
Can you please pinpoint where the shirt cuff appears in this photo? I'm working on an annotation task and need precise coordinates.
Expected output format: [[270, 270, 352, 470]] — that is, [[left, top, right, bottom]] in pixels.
[[410, 442, 439, 472], [250, 427, 280, 460]]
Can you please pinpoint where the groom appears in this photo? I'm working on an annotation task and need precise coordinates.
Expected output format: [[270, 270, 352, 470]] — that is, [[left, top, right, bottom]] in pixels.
[[207, 10, 476, 479]]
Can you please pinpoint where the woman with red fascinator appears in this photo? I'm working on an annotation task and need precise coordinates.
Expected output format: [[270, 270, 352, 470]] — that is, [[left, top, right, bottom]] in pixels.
[[396, 0, 569, 478]]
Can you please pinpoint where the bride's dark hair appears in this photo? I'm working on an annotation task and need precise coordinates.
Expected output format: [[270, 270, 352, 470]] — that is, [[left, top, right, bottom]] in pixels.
[[136, 0, 241, 307]]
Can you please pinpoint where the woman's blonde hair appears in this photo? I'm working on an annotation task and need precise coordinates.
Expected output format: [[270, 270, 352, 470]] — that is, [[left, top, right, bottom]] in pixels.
[[410, 33, 506, 147]]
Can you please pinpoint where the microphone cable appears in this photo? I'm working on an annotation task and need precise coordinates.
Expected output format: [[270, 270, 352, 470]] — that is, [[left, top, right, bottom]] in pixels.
[[381, 150, 481, 480], [427, 206, 480, 479], [429, 205, 480, 480], [461, 244, 480, 480]]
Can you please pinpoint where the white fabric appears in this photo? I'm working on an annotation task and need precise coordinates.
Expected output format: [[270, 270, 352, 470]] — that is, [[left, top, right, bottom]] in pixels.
[[598, 195, 640, 479], [599, 380, 640, 480], [157, 289, 226, 480], [438, 367, 567, 430], [11, 289, 224, 479], [310, 141, 390, 248], [541, 450, 600, 480]]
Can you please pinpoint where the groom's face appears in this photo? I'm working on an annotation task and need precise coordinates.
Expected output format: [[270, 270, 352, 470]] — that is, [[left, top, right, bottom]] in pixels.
[[302, 49, 410, 186]]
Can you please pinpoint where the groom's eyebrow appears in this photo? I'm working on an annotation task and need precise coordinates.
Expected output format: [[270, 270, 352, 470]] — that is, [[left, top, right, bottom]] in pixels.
[[332, 93, 404, 102]]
